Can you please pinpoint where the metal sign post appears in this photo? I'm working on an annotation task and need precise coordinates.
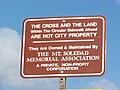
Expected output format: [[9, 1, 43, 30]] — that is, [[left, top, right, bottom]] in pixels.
[[59, 77, 66, 90]]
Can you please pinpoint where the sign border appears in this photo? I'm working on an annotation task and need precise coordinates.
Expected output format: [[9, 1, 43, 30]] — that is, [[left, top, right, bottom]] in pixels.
[[20, 16, 106, 78]]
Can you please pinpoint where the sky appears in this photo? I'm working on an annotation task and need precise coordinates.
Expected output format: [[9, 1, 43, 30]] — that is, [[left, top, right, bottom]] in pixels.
[[0, 0, 120, 90]]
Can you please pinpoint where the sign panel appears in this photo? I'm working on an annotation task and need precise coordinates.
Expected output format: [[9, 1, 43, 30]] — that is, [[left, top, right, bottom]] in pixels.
[[63, 88, 103, 90], [21, 16, 106, 78]]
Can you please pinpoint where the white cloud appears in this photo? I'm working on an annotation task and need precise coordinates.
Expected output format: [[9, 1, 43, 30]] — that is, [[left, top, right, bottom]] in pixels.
[[116, 0, 120, 5], [0, 28, 57, 90], [89, 79, 119, 90]]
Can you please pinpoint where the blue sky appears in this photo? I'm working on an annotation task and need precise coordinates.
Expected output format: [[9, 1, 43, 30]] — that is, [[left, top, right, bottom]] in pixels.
[[0, 0, 120, 90]]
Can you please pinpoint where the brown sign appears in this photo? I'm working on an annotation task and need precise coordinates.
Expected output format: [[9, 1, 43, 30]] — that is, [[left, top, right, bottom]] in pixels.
[[21, 16, 106, 78]]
